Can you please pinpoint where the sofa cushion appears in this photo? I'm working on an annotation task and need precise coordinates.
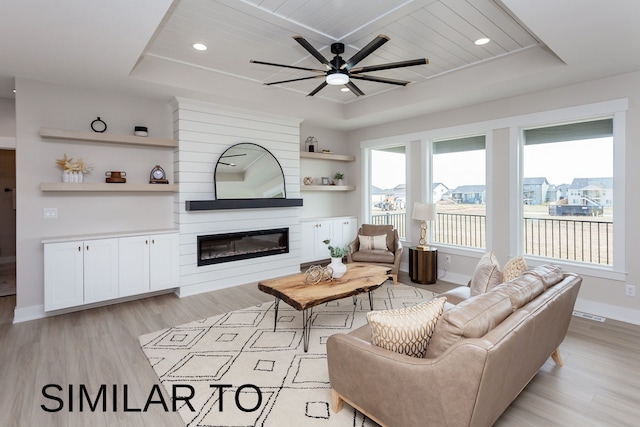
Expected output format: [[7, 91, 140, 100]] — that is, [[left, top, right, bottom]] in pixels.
[[470, 251, 503, 296], [351, 249, 395, 264], [502, 256, 528, 281], [439, 286, 471, 305], [523, 264, 564, 289], [367, 297, 446, 358], [425, 291, 513, 358], [492, 274, 545, 311], [358, 234, 388, 251]]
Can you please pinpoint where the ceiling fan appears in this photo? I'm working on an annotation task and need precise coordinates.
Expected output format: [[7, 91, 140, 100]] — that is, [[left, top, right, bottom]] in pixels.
[[250, 34, 428, 97]]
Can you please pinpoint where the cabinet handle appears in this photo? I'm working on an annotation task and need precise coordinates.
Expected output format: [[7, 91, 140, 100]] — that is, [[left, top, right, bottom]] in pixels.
[[86, 245, 89, 251], [78, 246, 81, 252], [152, 239, 155, 244], [146, 240, 148, 245]]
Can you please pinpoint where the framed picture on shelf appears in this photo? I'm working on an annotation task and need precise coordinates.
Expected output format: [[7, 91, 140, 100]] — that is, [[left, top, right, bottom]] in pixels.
[[305, 136, 318, 152], [321, 177, 330, 185]]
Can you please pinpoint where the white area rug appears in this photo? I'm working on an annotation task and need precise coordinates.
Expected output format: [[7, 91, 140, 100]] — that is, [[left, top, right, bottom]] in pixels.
[[139, 282, 434, 427]]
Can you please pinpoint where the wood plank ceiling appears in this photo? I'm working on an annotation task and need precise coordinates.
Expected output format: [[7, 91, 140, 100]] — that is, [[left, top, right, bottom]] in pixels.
[[142, 0, 540, 102]]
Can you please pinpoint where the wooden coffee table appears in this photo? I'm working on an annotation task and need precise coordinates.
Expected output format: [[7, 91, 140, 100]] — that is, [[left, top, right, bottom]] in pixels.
[[258, 264, 390, 352]]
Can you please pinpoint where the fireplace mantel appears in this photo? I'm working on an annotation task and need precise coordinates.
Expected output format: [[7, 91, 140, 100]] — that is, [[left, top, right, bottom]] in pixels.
[[185, 198, 303, 211]]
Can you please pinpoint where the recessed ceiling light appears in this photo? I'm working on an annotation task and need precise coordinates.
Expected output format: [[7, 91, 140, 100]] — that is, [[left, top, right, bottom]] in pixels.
[[193, 43, 207, 51], [474, 37, 490, 46], [340, 87, 350, 92]]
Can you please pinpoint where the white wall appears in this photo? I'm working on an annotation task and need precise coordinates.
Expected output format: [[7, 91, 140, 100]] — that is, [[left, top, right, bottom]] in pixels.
[[173, 98, 302, 296], [347, 70, 640, 324], [14, 78, 175, 321]]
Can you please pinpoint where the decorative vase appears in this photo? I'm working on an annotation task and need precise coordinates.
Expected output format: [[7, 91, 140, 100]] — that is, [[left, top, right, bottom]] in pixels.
[[337, 178, 344, 186], [62, 170, 70, 183], [327, 256, 347, 279]]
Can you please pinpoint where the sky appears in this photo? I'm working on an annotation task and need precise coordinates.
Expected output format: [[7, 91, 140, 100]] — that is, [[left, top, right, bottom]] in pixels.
[[371, 137, 613, 191]]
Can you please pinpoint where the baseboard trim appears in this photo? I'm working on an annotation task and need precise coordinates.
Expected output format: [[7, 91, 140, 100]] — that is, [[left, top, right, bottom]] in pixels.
[[13, 304, 45, 323], [574, 298, 640, 326]]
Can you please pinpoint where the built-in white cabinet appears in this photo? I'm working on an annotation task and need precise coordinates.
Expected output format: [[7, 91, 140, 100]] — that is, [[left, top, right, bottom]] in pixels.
[[44, 231, 179, 311], [300, 217, 358, 263], [119, 233, 179, 297]]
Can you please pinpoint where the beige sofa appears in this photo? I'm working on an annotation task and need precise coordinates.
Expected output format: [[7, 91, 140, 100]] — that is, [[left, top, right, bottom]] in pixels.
[[327, 265, 581, 427]]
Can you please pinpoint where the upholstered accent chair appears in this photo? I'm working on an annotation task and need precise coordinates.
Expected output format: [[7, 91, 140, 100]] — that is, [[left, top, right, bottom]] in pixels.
[[347, 224, 403, 284]]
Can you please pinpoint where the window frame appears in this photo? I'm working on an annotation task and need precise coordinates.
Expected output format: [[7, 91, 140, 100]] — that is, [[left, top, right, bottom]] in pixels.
[[511, 104, 626, 280]]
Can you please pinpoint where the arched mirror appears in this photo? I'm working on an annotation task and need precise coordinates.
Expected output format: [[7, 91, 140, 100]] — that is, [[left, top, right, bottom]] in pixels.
[[214, 143, 286, 199]]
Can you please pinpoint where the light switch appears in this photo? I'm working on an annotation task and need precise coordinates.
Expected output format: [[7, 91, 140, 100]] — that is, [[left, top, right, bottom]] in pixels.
[[44, 208, 58, 219]]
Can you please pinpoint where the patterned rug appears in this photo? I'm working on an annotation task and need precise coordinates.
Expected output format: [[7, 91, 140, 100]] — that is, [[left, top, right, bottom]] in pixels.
[[139, 282, 434, 427]]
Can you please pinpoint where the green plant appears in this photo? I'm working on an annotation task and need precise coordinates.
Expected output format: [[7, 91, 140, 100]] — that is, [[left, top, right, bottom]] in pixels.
[[323, 239, 348, 258], [334, 172, 344, 180]]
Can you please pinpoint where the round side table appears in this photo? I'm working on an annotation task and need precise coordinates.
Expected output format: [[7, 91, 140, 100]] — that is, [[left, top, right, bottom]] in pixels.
[[409, 246, 438, 284]]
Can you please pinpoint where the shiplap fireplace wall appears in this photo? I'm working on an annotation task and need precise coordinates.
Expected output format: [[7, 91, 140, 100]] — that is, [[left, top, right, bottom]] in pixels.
[[171, 98, 302, 296]]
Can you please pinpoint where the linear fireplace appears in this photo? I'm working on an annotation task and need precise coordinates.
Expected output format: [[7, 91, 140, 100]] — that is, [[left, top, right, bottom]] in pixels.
[[197, 228, 289, 266]]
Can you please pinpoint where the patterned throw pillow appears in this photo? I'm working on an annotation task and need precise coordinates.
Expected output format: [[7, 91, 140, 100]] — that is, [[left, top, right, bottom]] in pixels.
[[358, 234, 388, 251], [367, 297, 446, 358], [470, 251, 503, 297], [502, 256, 528, 282]]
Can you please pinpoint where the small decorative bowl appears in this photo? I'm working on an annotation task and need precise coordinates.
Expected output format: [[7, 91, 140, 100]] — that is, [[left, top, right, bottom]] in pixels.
[[303, 177, 313, 185]]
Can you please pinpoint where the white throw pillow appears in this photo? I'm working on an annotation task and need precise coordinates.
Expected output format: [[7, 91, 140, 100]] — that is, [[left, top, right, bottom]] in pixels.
[[359, 234, 388, 251], [470, 251, 503, 297]]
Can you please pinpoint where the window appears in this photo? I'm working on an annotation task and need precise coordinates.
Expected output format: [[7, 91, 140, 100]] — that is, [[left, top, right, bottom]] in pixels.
[[432, 136, 486, 248], [522, 119, 613, 265], [369, 146, 406, 238]]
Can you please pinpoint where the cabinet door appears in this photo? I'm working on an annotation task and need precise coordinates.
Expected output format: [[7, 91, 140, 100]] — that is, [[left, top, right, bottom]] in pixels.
[[314, 220, 333, 259], [332, 217, 358, 248], [84, 238, 119, 304], [119, 235, 150, 297], [300, 221, 317, 263], [149, 233, 179, 291], [44, 241, 84, 311]]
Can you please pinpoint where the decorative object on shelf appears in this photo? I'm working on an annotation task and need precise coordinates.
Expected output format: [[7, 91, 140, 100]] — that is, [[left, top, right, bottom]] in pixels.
[[56, 153, 93, 183], [412, 202, 437, 250], [303, 265, 333, 284], [149, 165, 169, 184], [334, 172, 344, 186], [321, 149, 332, 153], [321, 177, 330, 185], [305, 136, 318, 153], [105, 171, 126, 183], [323, 239, 348, 278], [90, 117, 107, 133], [134, 126, 148, 137], [303, 176, 313, 185]]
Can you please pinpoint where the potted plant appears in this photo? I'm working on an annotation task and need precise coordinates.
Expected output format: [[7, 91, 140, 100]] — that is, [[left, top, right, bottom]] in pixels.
[[323, 239, 348, 278], [334, 172, 344, 186]]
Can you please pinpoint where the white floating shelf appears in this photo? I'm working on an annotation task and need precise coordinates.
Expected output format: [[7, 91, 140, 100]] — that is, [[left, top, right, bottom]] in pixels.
[[40, 183, 178, 192], [301, 185, 355, 192], [40, 128, 178, 148], [300, 151, 355, 162]]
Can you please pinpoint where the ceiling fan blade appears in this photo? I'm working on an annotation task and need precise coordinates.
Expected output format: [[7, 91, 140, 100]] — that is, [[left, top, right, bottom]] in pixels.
[[250, 59, 325, 73], [345, 81, 365, 97], [307, 81, 328, 97], [350, 58, 428, 74], [264, 75, 324, 86], [343, 34, 389, 70], [351, 74, 410, 86], [293, 36, 333, 69]]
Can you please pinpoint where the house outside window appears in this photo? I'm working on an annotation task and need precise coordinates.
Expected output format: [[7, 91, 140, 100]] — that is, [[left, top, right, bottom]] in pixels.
[[431, 135, 486, 249], [369, 146, 406, 238], [522, 119, 614, 265]]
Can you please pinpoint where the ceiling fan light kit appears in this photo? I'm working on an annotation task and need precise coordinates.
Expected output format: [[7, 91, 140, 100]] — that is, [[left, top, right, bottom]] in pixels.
[[326, 71, 349, 85], [251, 34, 428, 97]]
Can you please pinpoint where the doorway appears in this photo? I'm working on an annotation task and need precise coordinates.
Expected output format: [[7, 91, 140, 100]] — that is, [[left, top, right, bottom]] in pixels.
[[0, 149, 16, 297]]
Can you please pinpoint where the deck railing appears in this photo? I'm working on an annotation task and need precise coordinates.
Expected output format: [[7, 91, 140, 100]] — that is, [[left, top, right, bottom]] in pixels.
[[372, 212, 613, 265]]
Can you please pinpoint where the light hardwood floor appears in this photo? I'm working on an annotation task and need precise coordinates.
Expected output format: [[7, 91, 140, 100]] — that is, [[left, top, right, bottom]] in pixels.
[[1, 273, 639, 427]]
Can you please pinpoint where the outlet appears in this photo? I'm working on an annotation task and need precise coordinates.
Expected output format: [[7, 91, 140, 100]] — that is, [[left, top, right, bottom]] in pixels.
[[625, 284, 636, 297], [444, 255, 451, 267], [43, 208, 58, 219]]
